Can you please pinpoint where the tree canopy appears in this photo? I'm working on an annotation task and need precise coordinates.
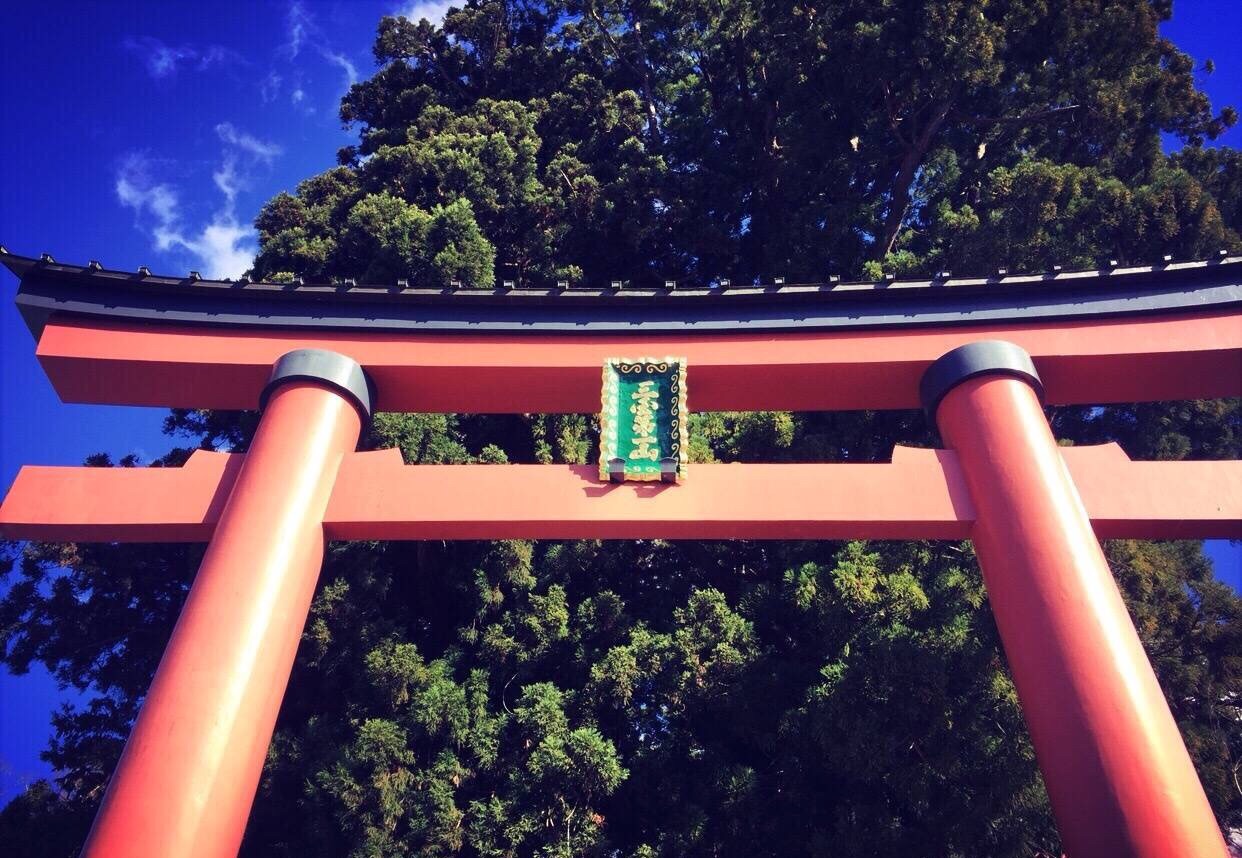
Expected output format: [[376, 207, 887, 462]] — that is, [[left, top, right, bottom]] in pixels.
[[3, 2, 1240, 856]]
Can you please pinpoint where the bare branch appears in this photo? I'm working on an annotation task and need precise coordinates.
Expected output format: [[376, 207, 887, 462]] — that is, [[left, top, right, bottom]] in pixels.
[[954, 104, 1080, 127], [882, 82, 911, 148]]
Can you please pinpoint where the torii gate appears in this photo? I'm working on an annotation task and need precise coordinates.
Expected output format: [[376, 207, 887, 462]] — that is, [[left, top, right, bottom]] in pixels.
[[1, 248, 1239, 858]]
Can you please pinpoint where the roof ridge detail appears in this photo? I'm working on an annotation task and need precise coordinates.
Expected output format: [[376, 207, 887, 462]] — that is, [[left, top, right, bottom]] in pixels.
[[3, 248, 1239, 338]]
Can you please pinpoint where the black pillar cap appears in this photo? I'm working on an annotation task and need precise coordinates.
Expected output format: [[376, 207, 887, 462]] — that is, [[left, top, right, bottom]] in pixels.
[[920, 340, 1044, 421], [260, 348, 375, 428]]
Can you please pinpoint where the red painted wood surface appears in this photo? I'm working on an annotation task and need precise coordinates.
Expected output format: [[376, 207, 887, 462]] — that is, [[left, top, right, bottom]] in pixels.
[[936, 374, 1227, 858], [3, 444, 1237, 543], [80, 381, 362, 858], [34, 309, 1242, 412]]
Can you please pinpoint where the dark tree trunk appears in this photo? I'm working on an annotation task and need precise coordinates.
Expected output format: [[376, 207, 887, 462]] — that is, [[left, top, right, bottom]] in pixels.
[[874, 100, 954, 261]]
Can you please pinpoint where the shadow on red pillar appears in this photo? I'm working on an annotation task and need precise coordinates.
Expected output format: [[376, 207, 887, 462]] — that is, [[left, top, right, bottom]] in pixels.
[[80, 351, 369, 858], [927, 342, 1226, 858]]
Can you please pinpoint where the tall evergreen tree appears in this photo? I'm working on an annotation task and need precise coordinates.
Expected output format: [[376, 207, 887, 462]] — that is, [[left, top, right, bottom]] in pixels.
[[3, 2, 1239, 855]]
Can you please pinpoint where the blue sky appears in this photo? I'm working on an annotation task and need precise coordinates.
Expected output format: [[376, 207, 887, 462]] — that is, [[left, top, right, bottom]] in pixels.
[[0, 0, 1239, 805]]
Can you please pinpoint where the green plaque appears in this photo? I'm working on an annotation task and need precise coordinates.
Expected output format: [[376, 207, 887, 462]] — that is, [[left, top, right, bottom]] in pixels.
[[599, 357, 688, 482]]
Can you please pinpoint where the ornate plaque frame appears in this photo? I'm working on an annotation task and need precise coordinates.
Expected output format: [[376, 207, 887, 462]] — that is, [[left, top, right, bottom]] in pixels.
[[598, 357, 689, 482]]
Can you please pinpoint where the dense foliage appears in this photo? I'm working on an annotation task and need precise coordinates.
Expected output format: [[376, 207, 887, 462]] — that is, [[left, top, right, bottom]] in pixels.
[[3, 2, 1240, 856]]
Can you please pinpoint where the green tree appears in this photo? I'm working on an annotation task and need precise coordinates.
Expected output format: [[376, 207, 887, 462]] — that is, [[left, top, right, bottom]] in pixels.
[[3, 2, 1240, 856]]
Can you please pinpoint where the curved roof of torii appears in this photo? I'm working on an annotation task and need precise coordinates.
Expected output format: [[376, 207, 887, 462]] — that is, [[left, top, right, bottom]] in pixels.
[[2, 247, 1239, 337]]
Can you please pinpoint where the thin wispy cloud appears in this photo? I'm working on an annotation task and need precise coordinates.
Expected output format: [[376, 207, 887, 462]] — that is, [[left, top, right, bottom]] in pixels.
[[283, 2, 312, 60], [260, 71, 282, 102], [322, 49, 358, 89], [398, 1, 455, 25], [265, 2, 363, 102], [260, 68, 313, 113], [211, 154, 243, 207], [115, 125, 282, 279], [123, 36, 244, 80], [215, 122, 283, 163]]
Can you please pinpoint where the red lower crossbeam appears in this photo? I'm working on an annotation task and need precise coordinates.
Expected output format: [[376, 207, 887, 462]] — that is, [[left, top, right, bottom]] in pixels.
[[1, 444, 1237, 543]]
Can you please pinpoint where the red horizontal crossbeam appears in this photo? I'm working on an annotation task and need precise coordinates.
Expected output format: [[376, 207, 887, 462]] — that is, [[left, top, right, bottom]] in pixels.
[[35, 310, 1242, 412], [2, 444, 1236, 542]]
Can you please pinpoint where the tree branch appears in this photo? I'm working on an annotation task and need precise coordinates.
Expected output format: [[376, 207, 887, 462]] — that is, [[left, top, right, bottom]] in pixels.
[[954, 104, 1080, 127], [873, 99, 955, 261], [585, 4, 661, 141], [883, 82, 910, 148]]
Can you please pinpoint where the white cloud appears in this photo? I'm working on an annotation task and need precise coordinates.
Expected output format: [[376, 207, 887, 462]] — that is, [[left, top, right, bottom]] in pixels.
[[399, 1, 455, 25], [115, 125, 281, 280], [123, 36, 243, 79], [275, 2, 362, 100], [198, 45, 244, 69], [124, 37, 194, 78], [322, 49, 358, 89], [215, 123, 283, 163], [284, 2, 311, 60], [260, 71, 282, 102], [178, 219, 256, 281], [116, 153, 255, 279], [115, 156, 178, 225], [290, 87, 314, 114], [212, 155, 242, 206]]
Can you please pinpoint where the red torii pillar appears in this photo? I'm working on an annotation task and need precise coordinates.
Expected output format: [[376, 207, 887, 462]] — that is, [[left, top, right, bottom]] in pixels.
[[80, 350, 372, 858], [923, 342, 1225, 858]]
